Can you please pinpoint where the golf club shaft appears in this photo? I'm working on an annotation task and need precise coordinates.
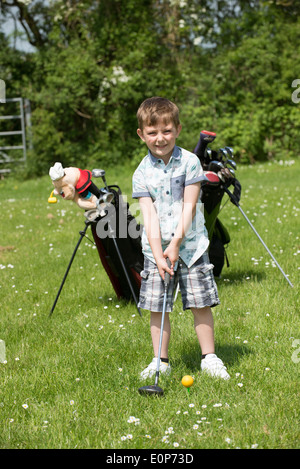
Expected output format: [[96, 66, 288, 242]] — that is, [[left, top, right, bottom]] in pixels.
[[155, 259, 172, 386], [224, 188, 293, 287], [101, 174, 109, 191], [155, 287, 168, 386]]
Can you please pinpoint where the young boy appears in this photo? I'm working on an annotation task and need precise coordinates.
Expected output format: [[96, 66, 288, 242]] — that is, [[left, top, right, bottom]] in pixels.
[[132, 97, 230, 380]]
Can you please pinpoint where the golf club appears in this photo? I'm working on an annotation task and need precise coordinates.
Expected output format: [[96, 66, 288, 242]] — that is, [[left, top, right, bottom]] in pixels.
[[223, 186, 294, 287], [206, 148, 212, 161], [226, 159, 237, 170], [208, 160, 225, 172], [138, 258, 172, 396], [92, 168, 109, 191], [225, 146, 234, 158], [219, 148, 228, 161]]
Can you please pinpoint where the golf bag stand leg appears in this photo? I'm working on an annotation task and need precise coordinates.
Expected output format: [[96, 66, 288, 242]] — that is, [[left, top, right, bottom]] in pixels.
[[49, 222, 90, 317], [223, 187, 293, 288]]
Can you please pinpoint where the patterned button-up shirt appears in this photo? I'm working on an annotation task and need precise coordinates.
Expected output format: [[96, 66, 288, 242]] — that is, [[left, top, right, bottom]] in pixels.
[[132, 145, 209, 267]]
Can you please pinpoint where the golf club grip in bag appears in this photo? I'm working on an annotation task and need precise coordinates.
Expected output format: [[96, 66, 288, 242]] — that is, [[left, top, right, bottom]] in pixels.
[[90, 185, 144, 302]]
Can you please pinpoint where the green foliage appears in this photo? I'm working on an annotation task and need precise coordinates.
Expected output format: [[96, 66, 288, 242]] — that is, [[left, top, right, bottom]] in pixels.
[[0, 1, 299, 176], [180, 6, 300, 162]]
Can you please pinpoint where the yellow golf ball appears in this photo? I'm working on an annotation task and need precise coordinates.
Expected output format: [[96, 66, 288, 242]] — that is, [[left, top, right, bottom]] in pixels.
[[181, 375, 194, 388]]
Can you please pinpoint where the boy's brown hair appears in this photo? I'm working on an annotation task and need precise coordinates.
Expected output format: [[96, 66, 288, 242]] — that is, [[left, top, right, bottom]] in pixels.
[[137, 96, 180, 130]]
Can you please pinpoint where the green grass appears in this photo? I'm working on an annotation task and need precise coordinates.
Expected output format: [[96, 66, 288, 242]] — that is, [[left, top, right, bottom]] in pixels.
[[0, 159, 299, 449]]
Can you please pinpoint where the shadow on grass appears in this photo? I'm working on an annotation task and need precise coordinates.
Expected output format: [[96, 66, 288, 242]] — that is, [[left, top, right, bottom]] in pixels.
[[173, 341, 252, 372]]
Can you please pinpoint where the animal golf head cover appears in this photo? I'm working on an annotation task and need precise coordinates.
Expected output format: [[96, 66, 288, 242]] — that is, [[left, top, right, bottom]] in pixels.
[[49, 162, 99, 210]]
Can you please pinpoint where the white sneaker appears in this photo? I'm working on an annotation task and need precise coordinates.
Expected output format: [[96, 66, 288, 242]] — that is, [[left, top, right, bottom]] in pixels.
[[140, 357, 171, 380], [201, 354, 230, 380]]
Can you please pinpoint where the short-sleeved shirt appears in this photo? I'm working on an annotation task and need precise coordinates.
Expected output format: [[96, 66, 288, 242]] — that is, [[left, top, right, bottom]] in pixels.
[[132, 145, 209, 268]]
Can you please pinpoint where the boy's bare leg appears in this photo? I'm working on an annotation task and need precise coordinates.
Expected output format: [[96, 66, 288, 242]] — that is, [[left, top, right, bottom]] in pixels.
[[191, 306, 215, 355], [150, 311, 171, 359]]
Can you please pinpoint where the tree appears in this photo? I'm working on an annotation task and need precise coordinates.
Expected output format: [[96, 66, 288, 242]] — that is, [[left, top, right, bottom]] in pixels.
[[1, 0, 299, 174]]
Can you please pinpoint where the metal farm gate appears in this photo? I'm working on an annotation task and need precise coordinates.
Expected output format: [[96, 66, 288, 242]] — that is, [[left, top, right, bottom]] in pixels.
[[0, 97, 27, 175]]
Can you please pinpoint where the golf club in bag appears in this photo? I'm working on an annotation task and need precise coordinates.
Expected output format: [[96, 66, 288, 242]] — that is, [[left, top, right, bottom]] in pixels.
[[138, 258, 172, 397], [194, 130, 240, 277], [49, 169, 144, 317], [195, 130, 293, 287]]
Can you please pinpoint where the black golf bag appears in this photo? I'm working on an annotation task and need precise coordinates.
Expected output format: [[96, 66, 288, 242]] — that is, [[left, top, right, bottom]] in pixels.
[[194, 130, 242, 277], [90, 185, 143, 302], [49, 173, 144, 317]]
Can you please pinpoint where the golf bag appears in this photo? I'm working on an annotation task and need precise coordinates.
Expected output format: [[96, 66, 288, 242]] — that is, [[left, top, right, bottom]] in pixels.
[[90, 185, 143, 302], [49, 174, 144, 317], [194, 130, 242, 277]]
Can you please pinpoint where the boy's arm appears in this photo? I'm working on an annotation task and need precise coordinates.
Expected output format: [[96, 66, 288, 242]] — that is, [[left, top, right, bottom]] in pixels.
[[164, 182, 200, 265], [138, 197, 174, 280]]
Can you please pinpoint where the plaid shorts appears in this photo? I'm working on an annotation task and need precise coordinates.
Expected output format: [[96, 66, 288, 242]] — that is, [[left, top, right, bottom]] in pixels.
[[138, 251, 220, 312]]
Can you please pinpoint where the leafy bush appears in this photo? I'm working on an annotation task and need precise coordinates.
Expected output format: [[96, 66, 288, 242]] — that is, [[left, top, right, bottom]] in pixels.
[[1, 1, 300, 176]]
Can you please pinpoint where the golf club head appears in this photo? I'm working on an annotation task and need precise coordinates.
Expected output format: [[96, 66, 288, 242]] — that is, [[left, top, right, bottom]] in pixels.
[[219, 148, 227, 160], [92, 169, 106, 178], [138, 385, 164, 396], [227, 159, 237, 170], [205, 148, 212, 161], [96, 190, 114, 212], [84, 208, 102, 222], [100, 188, 114, 203], [225, 146, 234, 158], [208, 160, 224, 173]]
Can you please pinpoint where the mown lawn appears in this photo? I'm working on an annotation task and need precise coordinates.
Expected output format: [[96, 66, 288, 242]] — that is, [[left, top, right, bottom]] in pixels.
[[0, 158, 299, 449]]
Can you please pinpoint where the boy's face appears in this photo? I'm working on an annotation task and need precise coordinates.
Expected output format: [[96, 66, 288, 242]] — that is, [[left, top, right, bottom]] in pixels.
[[137, 119, 182, 162]]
